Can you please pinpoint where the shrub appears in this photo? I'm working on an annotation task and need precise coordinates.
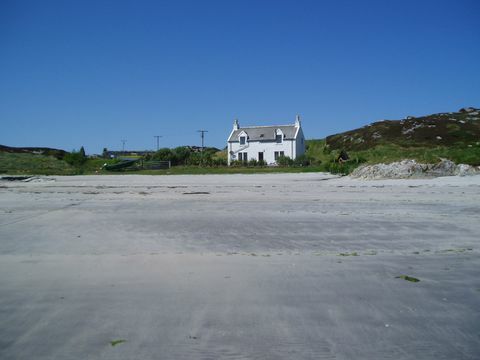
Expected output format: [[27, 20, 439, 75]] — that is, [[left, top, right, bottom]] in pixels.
[[172, 146, 191, 165], [293, 154, 310, 167], [277, 155, 294, 167], [153, 148, 173, 161], [212, 158, 227, 167], [64, 149, 87, 167]]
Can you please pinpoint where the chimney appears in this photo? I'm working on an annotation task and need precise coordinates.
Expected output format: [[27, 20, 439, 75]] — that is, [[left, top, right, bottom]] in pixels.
[[295, 115, 301, 127], [233, 118, 239, 130]]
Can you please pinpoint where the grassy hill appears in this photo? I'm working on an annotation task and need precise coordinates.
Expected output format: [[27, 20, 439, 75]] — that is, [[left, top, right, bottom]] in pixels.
[[326, 107, 480, 151], [0, 152, 76, 175], [309, 107, 480, 171]]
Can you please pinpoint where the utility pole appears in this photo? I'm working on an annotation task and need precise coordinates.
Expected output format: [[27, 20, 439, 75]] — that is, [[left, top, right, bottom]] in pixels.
[[154, 135, 162, 151], [197, 130, 208, 150], [121, 139, 127, 152]]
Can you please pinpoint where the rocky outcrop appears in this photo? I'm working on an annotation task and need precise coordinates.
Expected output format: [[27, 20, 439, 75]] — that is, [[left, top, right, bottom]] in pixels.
[[350, 159, 478, 180]]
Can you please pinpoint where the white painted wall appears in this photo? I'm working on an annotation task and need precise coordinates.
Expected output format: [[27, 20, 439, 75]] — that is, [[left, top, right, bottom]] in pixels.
[[227, 117, 305, 165], [295, 127, 306, 158], [228, 139, 296, 165]]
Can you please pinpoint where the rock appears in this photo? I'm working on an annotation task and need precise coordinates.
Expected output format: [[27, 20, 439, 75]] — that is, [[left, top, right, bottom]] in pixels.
[[459, 107, 479, 113], [429, 159, 456, 177], [456, 164, 477, 176], [350, 159, 478, 179]]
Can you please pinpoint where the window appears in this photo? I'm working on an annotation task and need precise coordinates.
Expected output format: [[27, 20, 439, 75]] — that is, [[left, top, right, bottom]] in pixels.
[[275, 129, 283, 143], [274, 151, 284, 160], [240, 136, 246, 145], [238, 152, 248, 162]]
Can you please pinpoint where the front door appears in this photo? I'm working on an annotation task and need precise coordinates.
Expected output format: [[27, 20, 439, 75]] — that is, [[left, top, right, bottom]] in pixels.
[[258, 152, 264, 162]]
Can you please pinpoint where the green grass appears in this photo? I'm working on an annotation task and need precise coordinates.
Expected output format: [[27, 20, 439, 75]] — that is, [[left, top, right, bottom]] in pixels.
[[0, 152, 76, 175], [305, 140, 480, 175], [0, 152, 117, 175], [114, 165, 326, 175], [350, 144, 480, 166]]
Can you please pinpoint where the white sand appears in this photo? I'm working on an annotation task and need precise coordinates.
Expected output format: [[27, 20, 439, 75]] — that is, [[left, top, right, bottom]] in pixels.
[[1, 173, 479, 359]]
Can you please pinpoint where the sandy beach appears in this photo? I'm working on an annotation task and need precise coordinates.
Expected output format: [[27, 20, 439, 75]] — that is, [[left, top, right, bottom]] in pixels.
[[1, 173, 479, 359]]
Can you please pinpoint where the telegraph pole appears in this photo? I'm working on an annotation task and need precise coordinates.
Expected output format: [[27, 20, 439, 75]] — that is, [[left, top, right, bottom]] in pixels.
[[154, 135, 162, 151], [197, 130, 208, 150], [121, 139, 127, 152]]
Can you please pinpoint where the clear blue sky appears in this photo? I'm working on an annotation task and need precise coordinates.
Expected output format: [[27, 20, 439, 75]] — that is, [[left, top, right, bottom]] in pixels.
[[1, 0, 479, 154]]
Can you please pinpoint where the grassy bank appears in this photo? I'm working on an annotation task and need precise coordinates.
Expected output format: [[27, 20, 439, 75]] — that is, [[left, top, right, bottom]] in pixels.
[[0, 152, 76, 175], [304, 139, 480, 175], [120, 165, 325, 175], [2, 141, 478, 176], [0, 151, 326, 176]]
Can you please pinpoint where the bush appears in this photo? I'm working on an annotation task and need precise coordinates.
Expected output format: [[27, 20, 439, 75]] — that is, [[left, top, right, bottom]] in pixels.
[[293, 154, 310, 167], [172, 146, 191, 165], [277, 155, 294, 167], [186, 151, 213, 166], [64, 149, 87, 167], [152, 148, 173, 161], [212, 158, 227, 167], [324, 160, 362, 175]]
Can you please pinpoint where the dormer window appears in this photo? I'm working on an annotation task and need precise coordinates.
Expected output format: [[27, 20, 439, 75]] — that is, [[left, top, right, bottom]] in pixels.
[[240, 136, 246, 145], [275, 129, 283, 143]]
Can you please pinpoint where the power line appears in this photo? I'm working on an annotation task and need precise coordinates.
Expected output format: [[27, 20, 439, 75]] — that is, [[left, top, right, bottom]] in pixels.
[[197, 130, 208, 150]]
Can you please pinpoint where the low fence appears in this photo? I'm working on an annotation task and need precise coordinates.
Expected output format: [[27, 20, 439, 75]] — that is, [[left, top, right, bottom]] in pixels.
[[142, 160, 171, 170]]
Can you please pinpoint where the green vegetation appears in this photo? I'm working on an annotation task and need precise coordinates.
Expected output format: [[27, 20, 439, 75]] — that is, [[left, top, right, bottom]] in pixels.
[[395, 275, 420, 282], [147, 146, 227, 166], [309, 141, 480, 175], [0, 152, 115, 175], [320, 108, 480, 172], [110, 339, 126, 347], [0, 152, 76, 175], [129, 165, 326, 175]]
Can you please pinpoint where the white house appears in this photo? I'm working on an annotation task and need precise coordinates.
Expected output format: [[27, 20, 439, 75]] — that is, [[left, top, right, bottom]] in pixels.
[[227, 115, 305, 165]]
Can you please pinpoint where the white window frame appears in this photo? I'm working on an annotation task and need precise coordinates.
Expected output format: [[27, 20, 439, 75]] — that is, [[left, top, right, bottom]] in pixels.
[[275, 129, 284, 144]]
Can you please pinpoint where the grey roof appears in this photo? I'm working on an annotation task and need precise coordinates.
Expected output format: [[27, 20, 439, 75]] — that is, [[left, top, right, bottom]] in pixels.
[[228, 125, 298, 142]]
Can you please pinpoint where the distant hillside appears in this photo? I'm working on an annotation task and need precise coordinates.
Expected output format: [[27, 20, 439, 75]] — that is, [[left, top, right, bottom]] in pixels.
[[325, 107, 480, 151], [0, 145, 67, 159]]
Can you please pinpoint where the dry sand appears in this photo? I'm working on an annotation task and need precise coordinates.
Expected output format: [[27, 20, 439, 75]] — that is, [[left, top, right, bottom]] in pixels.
[[0, 173, 479, 359]]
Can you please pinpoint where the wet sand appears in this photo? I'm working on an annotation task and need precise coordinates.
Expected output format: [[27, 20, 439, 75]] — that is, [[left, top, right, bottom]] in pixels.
[[1, 173, 479, 359]]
